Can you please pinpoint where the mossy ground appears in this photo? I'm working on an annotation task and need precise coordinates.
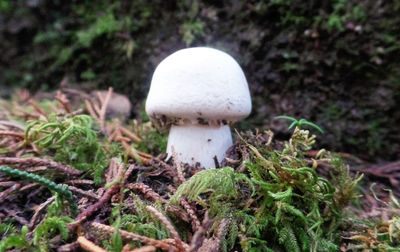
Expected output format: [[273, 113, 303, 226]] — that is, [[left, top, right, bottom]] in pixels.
[[0, 89, 399, 251]]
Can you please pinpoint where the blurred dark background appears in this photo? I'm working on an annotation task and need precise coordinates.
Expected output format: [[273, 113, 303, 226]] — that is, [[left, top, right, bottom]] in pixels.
[[0, 0, 399, 162]]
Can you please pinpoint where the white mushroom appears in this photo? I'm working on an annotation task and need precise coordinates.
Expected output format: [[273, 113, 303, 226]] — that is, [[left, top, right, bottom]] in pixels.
[[146, 47, 251, 169]]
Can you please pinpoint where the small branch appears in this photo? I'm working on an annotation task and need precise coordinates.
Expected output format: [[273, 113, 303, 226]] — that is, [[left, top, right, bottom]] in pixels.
[[85, 100, 100, 121], [28, 99, 47, 118], [129, 245, 156, 252], [93, 103, 102, 118], [0, 120, 26, 130], [137, 151, 153, 159], [123, 164, 135, 183], [126, 183, 168, 204], [29, 196, 55, 229], [99, 87, 113, 132], [119, 126, 142, 142], [57, 241, 80, 252], [0, 183, 20, 203], [68, 185, 101, 200], [108, 129, 118, 142], [76, 182, 119, 221], [75, 160, 122, 221], [171, 146, 186, 185], [55, 91, 72, 113], [0, 181, 17, 187], [68, 108, 84, 117], [25, 166, 48, 172], [188, 211, 213, 252], [66, 179, 94, 185], [213, 218, 229, 249], [77, 236, 107, 252], [19, 183, 39, 192], [0, 157, 82, 176], [126, 183, 189, 223], [90, 222, 175, 251], [0, 131, 24, 138], [121, 141, 151, 165], [180, 198, 201, 231], [116, 136, 131, 143], [3, 209, 29, 226], [145, 206, 187, 251]]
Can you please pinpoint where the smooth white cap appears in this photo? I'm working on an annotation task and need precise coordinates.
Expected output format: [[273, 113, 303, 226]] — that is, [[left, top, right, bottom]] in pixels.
[[146, 47, 252, 125]]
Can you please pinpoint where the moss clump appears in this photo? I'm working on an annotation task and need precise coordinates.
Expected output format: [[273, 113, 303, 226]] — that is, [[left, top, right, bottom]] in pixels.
[[33, 216, 73, 251], [25, 114, 109, 184], [171, 167, 253, 217], [171, 127, 362, 251]]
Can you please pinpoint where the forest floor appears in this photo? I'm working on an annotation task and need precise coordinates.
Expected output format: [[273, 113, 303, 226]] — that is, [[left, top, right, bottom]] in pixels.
[[0, 87, 399, 252]]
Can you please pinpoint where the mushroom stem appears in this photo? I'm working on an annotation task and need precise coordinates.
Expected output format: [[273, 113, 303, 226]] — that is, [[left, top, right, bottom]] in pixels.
[[167, 123, 232, 169]]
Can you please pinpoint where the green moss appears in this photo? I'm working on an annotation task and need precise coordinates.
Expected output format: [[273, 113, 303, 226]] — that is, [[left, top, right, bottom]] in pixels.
[[25, 114, 109, 184], [0, 226, 29, 252], [33, 216, 73, 251], [170, 127, 361, 251]]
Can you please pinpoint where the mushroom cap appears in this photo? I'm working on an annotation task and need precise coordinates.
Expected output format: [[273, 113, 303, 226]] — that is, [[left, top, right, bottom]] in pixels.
[[146, 47, 251, 126]]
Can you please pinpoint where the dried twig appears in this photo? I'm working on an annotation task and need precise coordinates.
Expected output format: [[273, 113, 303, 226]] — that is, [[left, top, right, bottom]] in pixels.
[[85, 100, 100, 121], [125, 183, 189, 222], [57, 241, 80, 252], [116, 136, 131, 142], [360, 161, 400, 188], [0, 181, 16, 187], [0, 183, 20, 203], [0, 131, 24, 138], [213, 218, 229, 249], [171, 146, 186, 185], [180, 198, 201, 231], [75, 160, 122, 221], [76, 179, 118, 221], [123, 164, 135, 183], [91, 222, 175, 251], [68, 185, 100, 200], [99, 87, 113, 132], [0, 157, 82, 176], [108, 129, 118, 142], [3, 208, 29, 226], [167, 185, 177, 194], [146, 206, 188, 251], [0, 138, 9, 146], [19, 183, 39, 192], [77, 236, 107, 252], [126, 183, 167, 203], [7, 140, 23, 152], [121, 141, 151, 165], [66, 179, 94, 185], [194, 218, 229, 252], [29, 196, 56, 228], [68, 108, 84, 117], [93, 102, 102, 118], [0, 120, 26, 130], [14, 107, 40, 119], [28, 99, 47, 118], [129, 245, 156, 252], [55, 91, 72, 113], [119, 126, 142, 142], [188, 211, 213, 252], [25, 166, 48, 172]]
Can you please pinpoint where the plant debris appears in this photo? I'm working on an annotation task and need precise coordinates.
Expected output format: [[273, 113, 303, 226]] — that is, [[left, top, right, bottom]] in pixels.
[[0, 88, 399, 251]]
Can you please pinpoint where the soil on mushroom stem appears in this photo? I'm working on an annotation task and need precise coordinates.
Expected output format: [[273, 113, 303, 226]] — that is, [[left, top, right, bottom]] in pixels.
[[0, 89, 399, 251]]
